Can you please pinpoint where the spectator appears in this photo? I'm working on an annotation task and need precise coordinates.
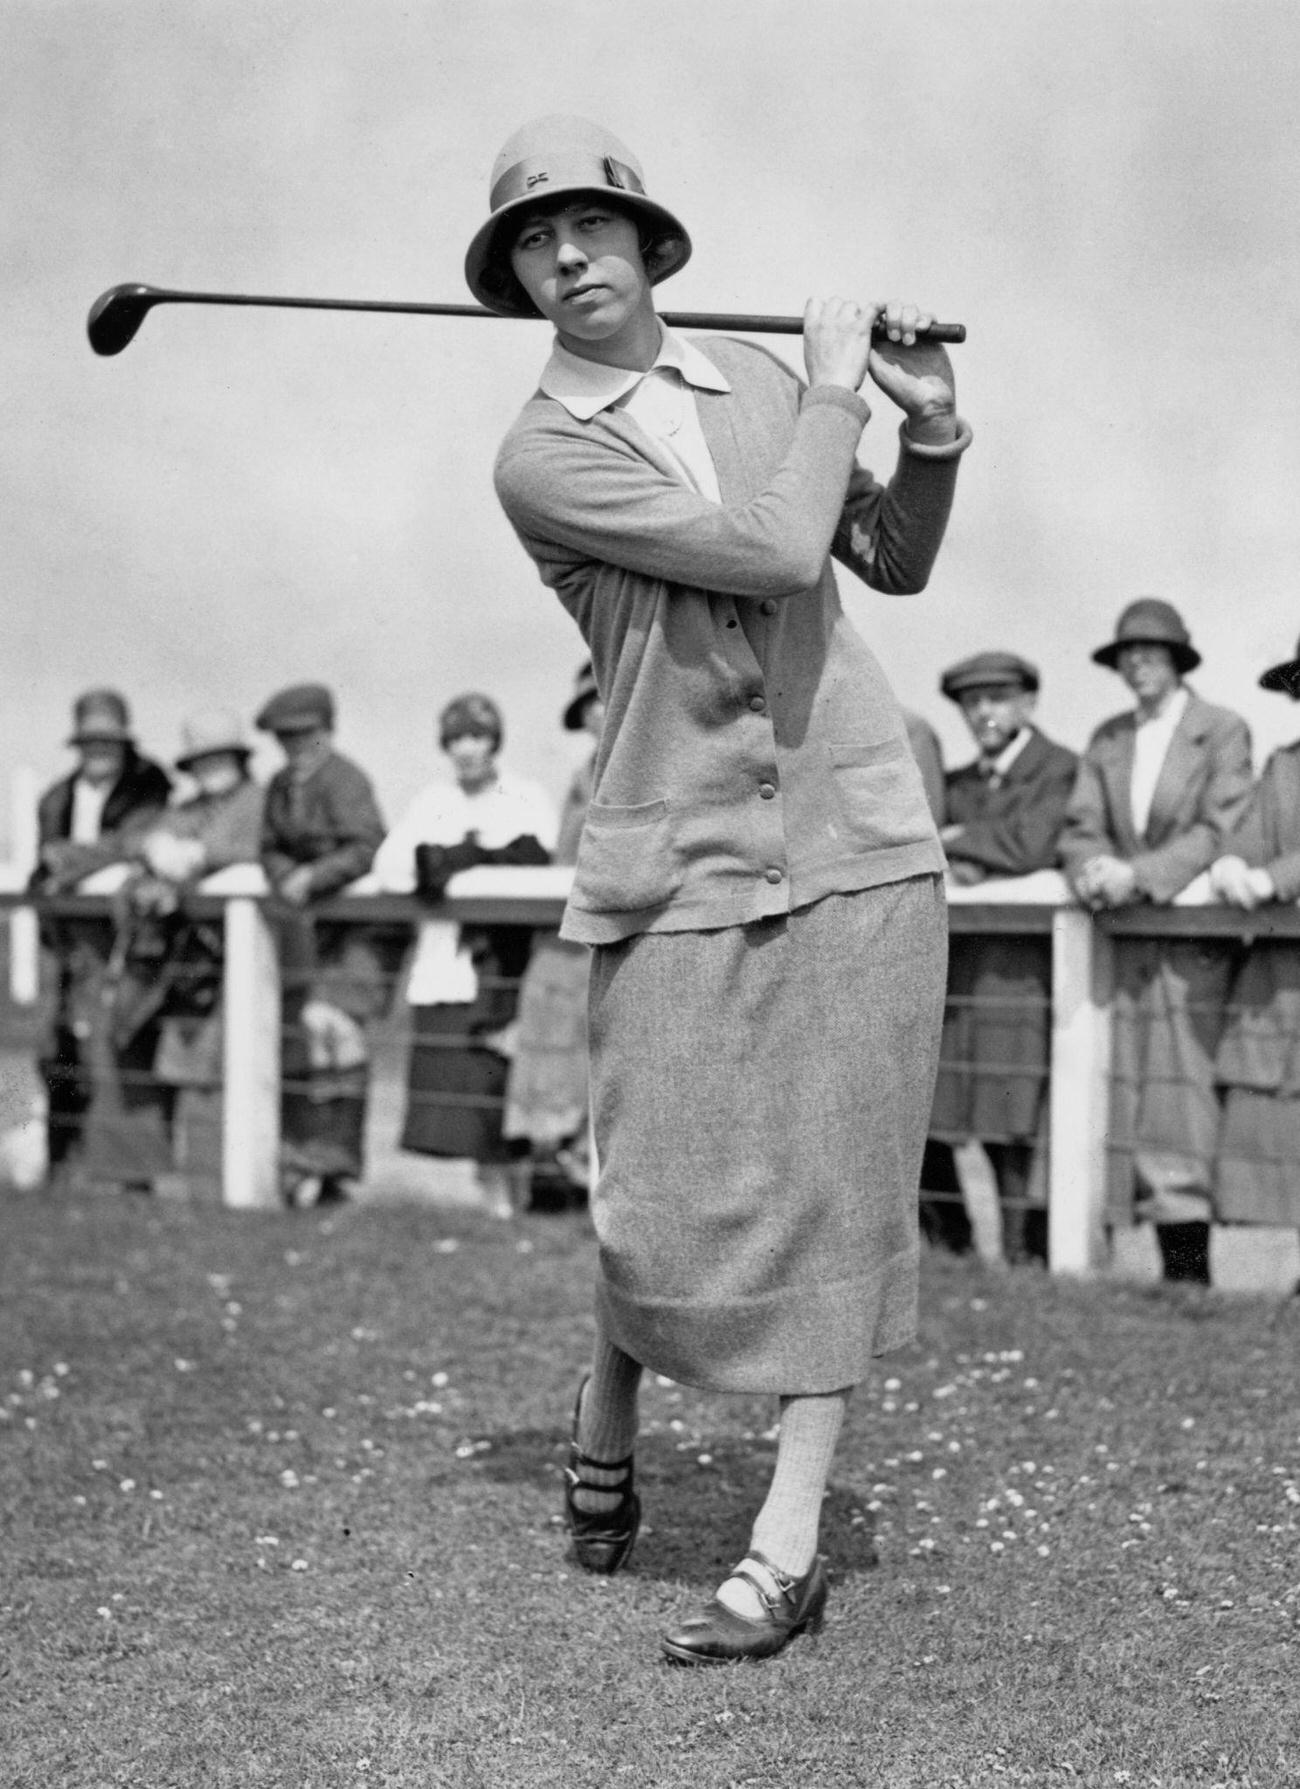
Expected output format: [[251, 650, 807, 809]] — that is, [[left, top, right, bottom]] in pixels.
[[124, 712, 266, 1192], [503, 662, 604, 1201], [374, 692, 556, 1218], [929, 652, 1078, 1264], [32, 689, 172, 1188], [257, 682, 387, 1206], [1059, 598, 1253, 1283], [1209, 634, 1300, 1231]]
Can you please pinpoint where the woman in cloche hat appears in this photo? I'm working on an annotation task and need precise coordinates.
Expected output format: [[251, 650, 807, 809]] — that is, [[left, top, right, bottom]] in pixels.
[[1208, 632, 1300, 1234], [1059, 598, 1253, 1287], [473, 114, 972, 1663], [373, 690, 557, 1219]]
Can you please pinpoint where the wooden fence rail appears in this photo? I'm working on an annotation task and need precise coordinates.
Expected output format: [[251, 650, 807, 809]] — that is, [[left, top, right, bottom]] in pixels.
[[6, 862, 1300, 1275]]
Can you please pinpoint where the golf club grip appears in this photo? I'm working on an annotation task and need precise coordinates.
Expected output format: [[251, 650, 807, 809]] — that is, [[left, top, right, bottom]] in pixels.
[[663, 312, 965, 343]]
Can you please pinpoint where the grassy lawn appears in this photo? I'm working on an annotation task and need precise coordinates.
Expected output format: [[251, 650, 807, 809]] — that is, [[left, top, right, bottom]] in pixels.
[[1, 1192, 1296, 1789]]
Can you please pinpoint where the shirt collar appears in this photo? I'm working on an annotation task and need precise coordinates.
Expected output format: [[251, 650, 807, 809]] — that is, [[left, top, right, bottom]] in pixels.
[[538, 325, 731, 421], [979, 726, 1034, 780]]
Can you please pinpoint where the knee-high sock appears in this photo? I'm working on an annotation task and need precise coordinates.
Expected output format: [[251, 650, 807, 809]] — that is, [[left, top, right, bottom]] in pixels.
[[718, 1388, 849, 1616], [572, 1318, 642, 1513]]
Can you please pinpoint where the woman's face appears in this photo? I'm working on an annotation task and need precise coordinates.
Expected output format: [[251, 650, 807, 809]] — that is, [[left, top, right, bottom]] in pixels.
[[187, 750, 245, 797], [1117, 642, 1180, 705], [445, 731, 497, 791], [510, 201, 653, 352], [76, 739, 127, 787]]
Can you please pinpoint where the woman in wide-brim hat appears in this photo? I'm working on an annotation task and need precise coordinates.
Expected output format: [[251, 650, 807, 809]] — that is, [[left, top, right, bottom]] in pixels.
[[1209, 632, 1300, 1230], [474, 113, 972, 1663], [1059, 597, 1253, 1285]]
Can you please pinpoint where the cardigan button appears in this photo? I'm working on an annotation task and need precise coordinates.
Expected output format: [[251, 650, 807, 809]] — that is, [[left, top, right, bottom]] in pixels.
[[761, 599, 778, 616], [748, 695, 765, 712], [764, 867, 783, 884], [758, 783, 776, 800]]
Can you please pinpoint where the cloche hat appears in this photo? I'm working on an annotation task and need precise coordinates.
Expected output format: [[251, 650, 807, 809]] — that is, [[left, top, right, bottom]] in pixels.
[[68, 688, 133, 746], [440, 692, 503, 749], [1259, 633, 1300, 698], [175, 709, 253, 771], [464, 115, 692, 318], [940, 651, 1040, 702], [1091, 598, 1201, 675], [562, 661, 600, 731]]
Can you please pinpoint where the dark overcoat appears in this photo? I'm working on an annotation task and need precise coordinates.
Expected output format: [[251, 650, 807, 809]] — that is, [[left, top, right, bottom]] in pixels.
[[930, 728, 1077, 1142], [33, 750, 174, 1176], [1213, 741, 1300, 1224], [1059, 694, 1254, 1220]]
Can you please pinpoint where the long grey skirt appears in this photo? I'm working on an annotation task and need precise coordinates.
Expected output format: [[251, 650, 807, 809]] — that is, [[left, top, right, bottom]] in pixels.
[[588, 876, 947, 1394]]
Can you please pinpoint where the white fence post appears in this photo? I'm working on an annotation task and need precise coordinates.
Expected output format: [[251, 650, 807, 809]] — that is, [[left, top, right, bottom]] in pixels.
[[221, 896, 281, 1209], [1048, 907, 1114, 1274]]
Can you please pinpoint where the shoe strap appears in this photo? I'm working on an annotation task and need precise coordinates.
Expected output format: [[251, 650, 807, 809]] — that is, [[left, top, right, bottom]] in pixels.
[[566, 1445, 634, 1490], [729, 1550, 801, 1613]]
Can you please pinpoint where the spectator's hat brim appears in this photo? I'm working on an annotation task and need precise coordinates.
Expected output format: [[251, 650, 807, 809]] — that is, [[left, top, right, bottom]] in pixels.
[[68, 687, 133, 745], [1259, 636, 1300, 697], [176, 709, 254, 770], [1092, 598, 1201, 673], [563, 661, 600, 730], [940, 651, 1040, 702], [255, 683, 335, 734]]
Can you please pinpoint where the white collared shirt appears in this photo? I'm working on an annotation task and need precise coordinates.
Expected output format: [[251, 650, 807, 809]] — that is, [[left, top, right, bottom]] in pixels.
[[70, 777, 111, 844], [1130, 685, 1190, 839], [977, 726, 1033, 790], [373, 770, 558, 1006], [539, 326, 731, 502]]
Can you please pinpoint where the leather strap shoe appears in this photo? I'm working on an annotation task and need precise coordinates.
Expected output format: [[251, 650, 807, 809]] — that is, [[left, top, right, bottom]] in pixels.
[[661, 1551, 828, 1666], [563, 1378, 640, 1575]]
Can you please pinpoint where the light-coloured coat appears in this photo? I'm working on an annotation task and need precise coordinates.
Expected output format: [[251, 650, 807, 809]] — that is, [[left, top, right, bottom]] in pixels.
[[1059, 691, 1253, 1221]]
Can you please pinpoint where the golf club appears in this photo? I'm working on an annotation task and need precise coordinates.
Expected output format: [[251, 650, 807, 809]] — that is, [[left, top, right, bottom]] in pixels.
[[87, 282, 966, 358]]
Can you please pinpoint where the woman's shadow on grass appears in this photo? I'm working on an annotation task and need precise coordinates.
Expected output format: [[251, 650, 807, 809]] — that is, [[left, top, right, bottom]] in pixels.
[[471, 1424, 880, 1589]]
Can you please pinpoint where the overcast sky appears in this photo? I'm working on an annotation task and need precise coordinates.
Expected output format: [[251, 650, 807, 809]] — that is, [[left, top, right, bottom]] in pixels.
[[5, 0, 1299, 841]]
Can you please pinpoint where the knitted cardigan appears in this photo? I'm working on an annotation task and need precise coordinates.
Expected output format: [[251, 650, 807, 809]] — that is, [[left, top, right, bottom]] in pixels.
[[495, 335, 971, 943]]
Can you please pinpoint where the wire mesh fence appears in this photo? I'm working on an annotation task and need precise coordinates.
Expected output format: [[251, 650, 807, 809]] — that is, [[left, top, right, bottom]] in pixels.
[[4, 888, 1299, 1262]]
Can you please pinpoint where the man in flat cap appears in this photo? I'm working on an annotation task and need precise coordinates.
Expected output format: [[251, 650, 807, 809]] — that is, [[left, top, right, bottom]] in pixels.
[[1059, 598, 1253, 1283], [257, 683, 388, 1206], [32, 689, 173, 1186], [928, 652, 1078, 1263]]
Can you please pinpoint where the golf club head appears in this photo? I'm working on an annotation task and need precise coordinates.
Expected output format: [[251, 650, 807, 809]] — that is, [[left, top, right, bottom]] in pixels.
[[86, 284, 163, 356]]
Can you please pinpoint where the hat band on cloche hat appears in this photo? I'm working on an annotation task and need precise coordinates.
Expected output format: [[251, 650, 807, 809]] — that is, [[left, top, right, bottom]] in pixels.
[[489, 149, 646, 215]]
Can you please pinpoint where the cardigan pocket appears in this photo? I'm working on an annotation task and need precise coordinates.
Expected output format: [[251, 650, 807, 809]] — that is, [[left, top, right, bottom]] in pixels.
[[570, 798, 685, 913], [828, 739, 926, 851]]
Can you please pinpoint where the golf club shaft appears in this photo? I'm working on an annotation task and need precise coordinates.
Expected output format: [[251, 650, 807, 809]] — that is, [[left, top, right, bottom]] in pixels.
[[87, 282, 966, 355]]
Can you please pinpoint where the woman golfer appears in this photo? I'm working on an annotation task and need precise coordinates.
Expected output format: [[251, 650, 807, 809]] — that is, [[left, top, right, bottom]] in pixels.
[[466, 115, 971, 1664]]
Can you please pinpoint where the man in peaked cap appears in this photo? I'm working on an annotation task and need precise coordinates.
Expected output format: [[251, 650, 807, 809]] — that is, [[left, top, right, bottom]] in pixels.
[[1059, 598, 1253, 1285], [32, 688, 173, 1186], [928, 651, 1078, 1265], [257, 682, 387, 1208]]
